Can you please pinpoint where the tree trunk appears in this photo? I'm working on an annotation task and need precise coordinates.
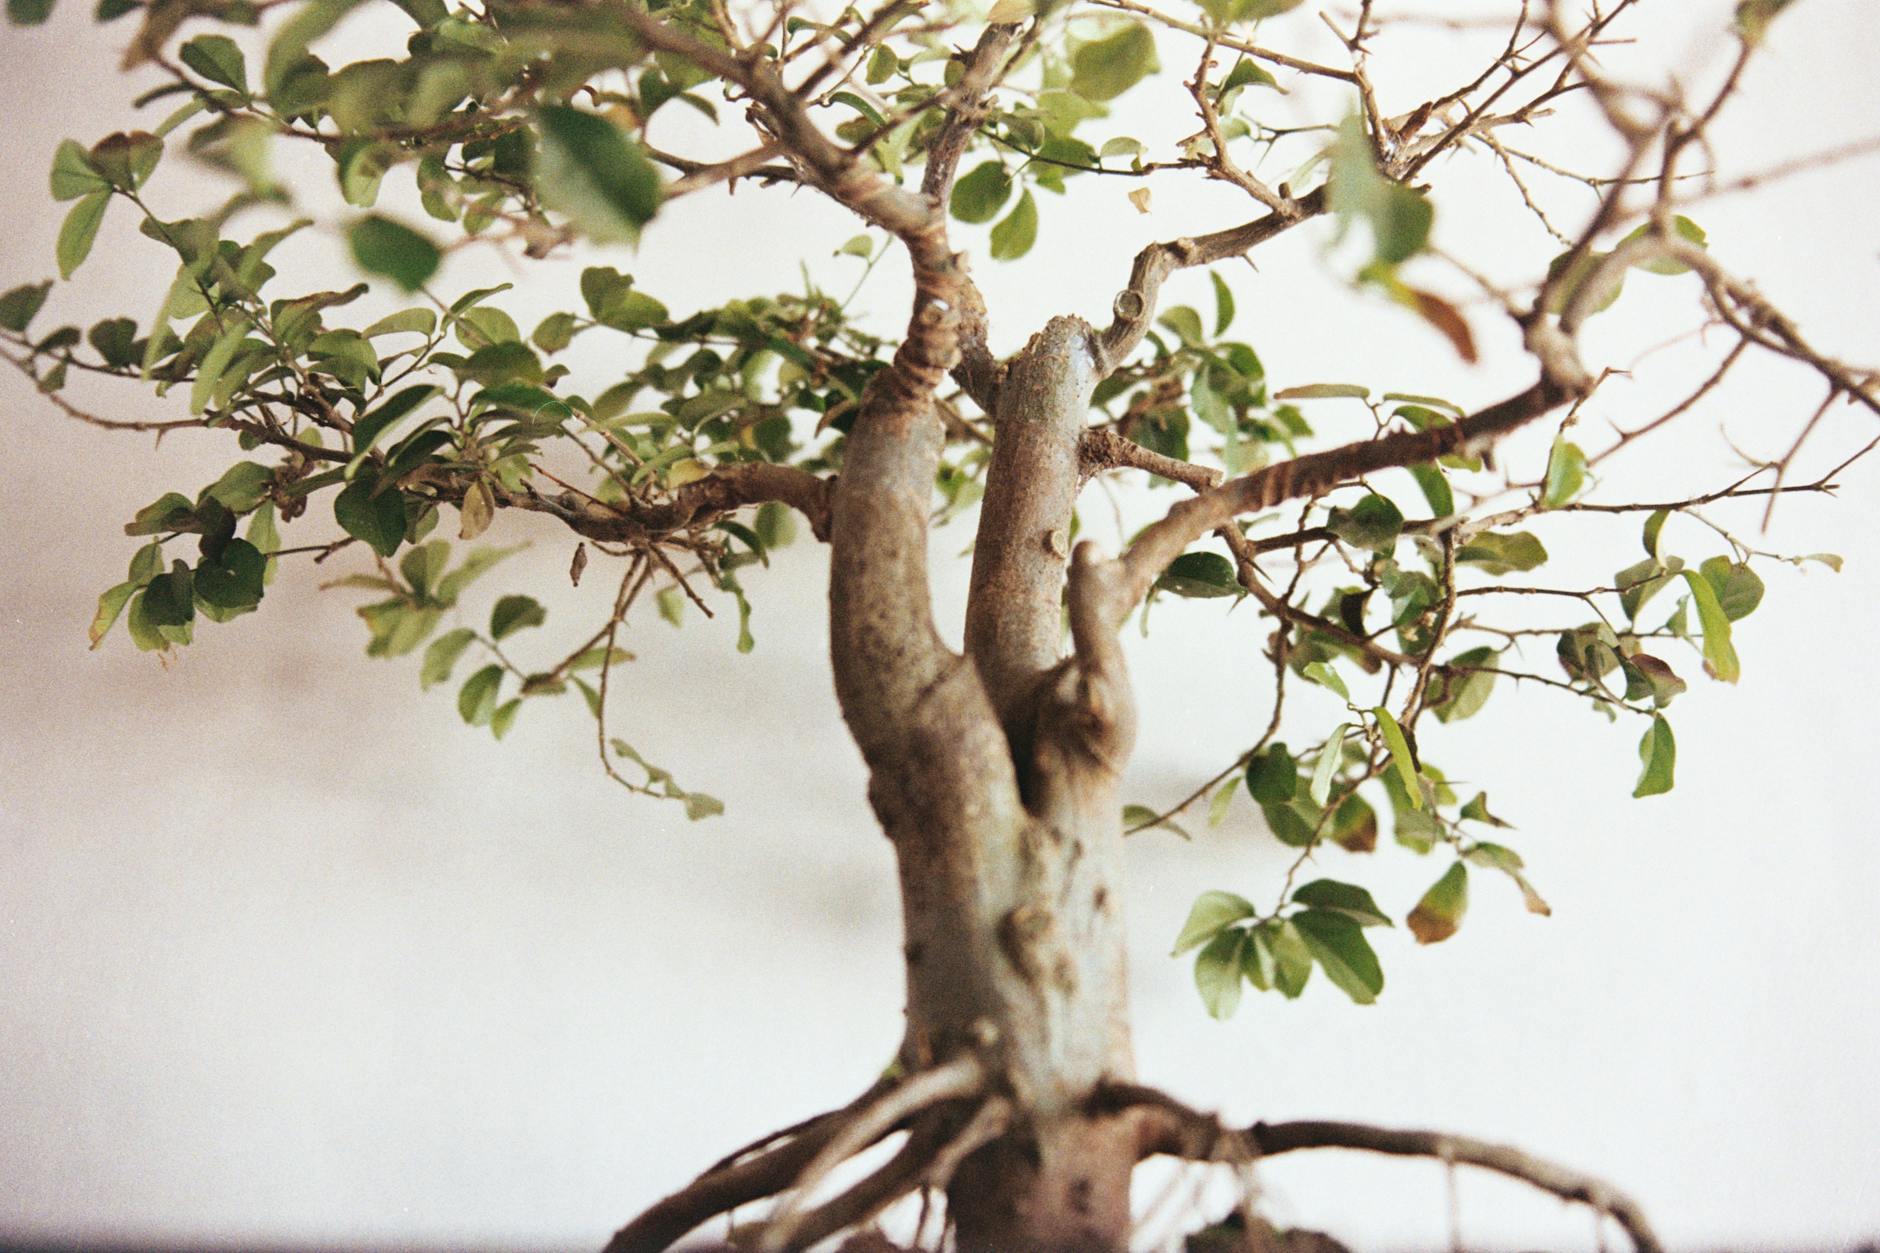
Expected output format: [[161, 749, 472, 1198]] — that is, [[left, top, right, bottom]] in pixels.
[[831, 313, 1141, 1249]]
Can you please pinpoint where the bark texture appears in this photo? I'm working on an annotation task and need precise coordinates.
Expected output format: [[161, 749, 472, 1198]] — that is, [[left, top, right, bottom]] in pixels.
[[831, 312, 1142, 1250]]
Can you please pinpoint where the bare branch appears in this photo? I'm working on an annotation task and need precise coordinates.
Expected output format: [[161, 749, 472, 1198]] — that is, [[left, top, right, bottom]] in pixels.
[[1096, 187, 1328, 374]]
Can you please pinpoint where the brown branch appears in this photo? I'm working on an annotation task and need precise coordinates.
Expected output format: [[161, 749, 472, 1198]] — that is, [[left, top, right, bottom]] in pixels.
[[1095, 186, 1329, 374], [506, 462, 836, 543], [918, 22, 1022, 412], [1113, 377, 1576, 621]]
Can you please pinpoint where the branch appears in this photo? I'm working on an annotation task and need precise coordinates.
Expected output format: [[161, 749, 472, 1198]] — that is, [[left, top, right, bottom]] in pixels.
[[1104, 1084, 1662, 1253], [918, 23, 1022, 412], [1095, 186, 1328, 374], [1112, 376, 1576, 620], [963, 317, 1102, 739], [507, 462, 836, 543]]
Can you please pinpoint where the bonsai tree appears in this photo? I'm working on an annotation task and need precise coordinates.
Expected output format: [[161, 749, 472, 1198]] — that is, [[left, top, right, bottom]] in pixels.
[[3, 0, 1868, 1246]]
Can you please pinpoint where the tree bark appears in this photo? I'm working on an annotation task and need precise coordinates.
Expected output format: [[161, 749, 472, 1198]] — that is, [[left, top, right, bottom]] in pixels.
[[826, 304, 1143, 1249]]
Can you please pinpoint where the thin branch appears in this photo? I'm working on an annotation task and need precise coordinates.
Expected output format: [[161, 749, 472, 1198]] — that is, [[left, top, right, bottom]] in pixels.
[[1095, 186, 1329, 374]]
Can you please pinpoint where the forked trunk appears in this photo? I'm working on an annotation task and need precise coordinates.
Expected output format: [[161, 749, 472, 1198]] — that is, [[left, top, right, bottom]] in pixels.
[[836, 316, 1142, 1248]]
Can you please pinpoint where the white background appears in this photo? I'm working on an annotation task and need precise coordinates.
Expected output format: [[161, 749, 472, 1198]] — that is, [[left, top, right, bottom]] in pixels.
[[2, 1, 1878, 1249]]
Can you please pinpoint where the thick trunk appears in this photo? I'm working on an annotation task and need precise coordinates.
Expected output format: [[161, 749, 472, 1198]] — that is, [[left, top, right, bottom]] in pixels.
[[832, 316, 1141, 1248]]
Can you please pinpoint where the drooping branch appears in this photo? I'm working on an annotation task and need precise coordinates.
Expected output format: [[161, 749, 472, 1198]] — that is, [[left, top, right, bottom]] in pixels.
[[1105, 1084, 1663, 1253]]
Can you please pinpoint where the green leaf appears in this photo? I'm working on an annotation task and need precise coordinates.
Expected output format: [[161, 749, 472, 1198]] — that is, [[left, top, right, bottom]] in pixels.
[[434, 545, 523, 607], [1292, 909, 1383, 1004], [1634, 714, 1677, 798], [57, 191, 111, 280], [949, 161, 1013, 224], [1194, 929, 1248, 1020], [1302, 661, 1350, 702], [1407, 463, 1453, 518], [1291, 879, 1392, 927], [1328, 493, 1403, 551], [50, 140, 108, 201], [1156, 551, 1240, 598], [1541, 439, 1587, 508], [1173, 890, 1258, 955], [1407, 861, 1469, 944], [536, 106, 661, 243], [0, 281, 52, 333], [1071, 22, 1158, 103], [1617, 556, 1683, 622], [684, 793, 725, 821], [1735, 0, 1797, 42], [1699, 556, 1764, 621], [1210, 271, 1236, 335], [1245, 743, 1298, 806], [189, 316, 253, 414], [193, 537, 265, 612], [349, 383, 441, 467], [1267, 921, 1313, 998], [1680, 569, 1740, 682], [457, 663, 503, 726], [349, 216, 440, 291], [989, 189, 1038, 261], [1123, 804, 1192, 840], [490, 594, 546, 640], [1308, 725, 1346, 807], [88, 580, 138, 648], [141, 560, 196, 627], [1275, 382, 1369, 401], [1372, 706, 1421, 807], [180, 34, 248, 92], [87, 131, 162, 192], [334, 475, 408, 557], [421, 627, 477, 689], [490, 698, 522, 740], [7, 0, 54, 24], [1207, 777, 1238, 826], [1329, 115, 1431, 265], [264, 0, 362, 97], [1464, 841, 1551, 915], [1431, 646, 1497, 723], [1624, 215, 1709, 275], [1455, 530, 1548, 575], [1643, 507, 1670, 559]]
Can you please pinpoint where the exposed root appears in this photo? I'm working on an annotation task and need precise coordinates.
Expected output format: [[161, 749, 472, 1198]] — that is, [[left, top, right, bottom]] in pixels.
[[1100, 1082, 1664, 1253], [607, 1056, 988, 1253], [760, 1053, 988, 1245]]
